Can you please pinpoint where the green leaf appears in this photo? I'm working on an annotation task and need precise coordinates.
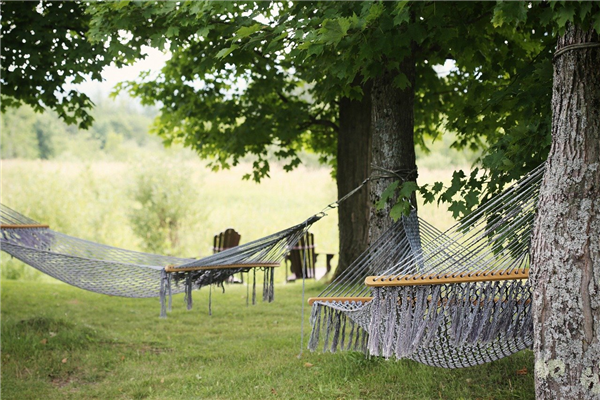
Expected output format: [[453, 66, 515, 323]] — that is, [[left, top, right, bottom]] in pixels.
[[432, 181, 444, 193], [166, 26, 180, 38], [464, 190, 480, 211], [320, 18, 350, 45], [366, 2, 385, 24], [392, 2, 410, 26], [492, 2, 528, 28], [390, 201, 411, 221], [554, 3, 576, 30], [235, 24, 264, 39], [216, 44, 239, 59], [196, 25, 213, 38], [393, 73, 410, 90], [398, 181, 418, 199], [592, 12, 600, 34], [376, 181, 399, 210], [448, 201, 467, 219], [419, 186, 435, 204], [113, 1, 131, 10]]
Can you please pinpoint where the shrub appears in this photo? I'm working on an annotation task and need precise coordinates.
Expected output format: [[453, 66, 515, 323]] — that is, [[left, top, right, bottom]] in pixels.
[[128, 159, 202, 256]]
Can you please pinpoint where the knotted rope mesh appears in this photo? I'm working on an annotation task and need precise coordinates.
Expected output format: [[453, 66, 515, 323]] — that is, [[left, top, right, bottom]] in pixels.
[[1, 205, 320, 317], [309, 164, 544, 368]]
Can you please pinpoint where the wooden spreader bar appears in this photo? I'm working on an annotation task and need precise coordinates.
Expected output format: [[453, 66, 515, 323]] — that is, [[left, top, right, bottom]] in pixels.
[[165, 262, 280, 273], [308, 296, 374, 305], [1, 224, 50, 229], [365, 269, 529, 287]]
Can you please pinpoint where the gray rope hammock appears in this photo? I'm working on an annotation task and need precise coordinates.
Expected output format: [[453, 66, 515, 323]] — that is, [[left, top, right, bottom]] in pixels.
[[0, 204, 321, 317], [2, 162, 545, 368], [307, 163, 545, 368]]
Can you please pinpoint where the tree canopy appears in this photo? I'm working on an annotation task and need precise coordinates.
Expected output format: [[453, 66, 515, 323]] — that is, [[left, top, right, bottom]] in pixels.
[[84, 1, 585, 208], [0, 1, 137, 129]]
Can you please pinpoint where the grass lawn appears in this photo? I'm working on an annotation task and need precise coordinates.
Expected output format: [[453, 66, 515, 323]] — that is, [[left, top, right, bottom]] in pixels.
[[1, 279, 535, 399]]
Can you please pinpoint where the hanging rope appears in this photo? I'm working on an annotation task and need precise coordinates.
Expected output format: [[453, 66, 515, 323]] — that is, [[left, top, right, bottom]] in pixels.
[[298, 219, 310, 358], [553, 41, 600, 61]]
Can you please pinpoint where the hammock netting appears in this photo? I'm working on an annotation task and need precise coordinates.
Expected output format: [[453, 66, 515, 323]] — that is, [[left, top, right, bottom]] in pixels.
[[2, 162, 546, 369], [308, 164, 544, 368], [1, 204, 320, 317]]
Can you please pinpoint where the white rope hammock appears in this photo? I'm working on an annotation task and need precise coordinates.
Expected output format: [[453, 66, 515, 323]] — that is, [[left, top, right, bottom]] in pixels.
[[1, 205, 321, 317], [307, 163, 545, 368]]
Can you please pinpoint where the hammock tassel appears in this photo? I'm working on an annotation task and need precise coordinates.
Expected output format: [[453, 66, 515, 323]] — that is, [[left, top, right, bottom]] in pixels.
[[308, 303, 323, 351], [269, 267, 275, 302], [246, 272, 250, 307], [167, 273, 173, 312], [208, 284, 212, 316], [261, 267, 275, 303], [262, 268, 268, 302], [185, 273, 193, 311], [330, 310, 342, 353], [252, 269, 257, 305], [159, 269, 168, 319], [367, 289, 382, 355]]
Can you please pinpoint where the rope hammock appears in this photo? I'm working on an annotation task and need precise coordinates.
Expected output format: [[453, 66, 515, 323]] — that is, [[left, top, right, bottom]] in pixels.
[[3, 162, 545, 368], [0, 204, 321, 317], [307, 163, 545, 368]]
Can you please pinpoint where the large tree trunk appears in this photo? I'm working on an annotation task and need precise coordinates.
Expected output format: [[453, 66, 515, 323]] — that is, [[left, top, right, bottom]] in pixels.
[[369, 61, 417, 242], [334, 82, 372, 278], [531, 24, 600, 399]]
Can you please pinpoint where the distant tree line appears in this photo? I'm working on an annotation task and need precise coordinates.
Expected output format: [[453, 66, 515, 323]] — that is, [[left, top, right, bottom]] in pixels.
[[1, 99, 157, 160]]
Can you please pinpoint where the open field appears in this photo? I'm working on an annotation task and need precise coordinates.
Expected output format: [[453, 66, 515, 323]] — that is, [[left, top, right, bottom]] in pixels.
[[1, 159, 457, 282]]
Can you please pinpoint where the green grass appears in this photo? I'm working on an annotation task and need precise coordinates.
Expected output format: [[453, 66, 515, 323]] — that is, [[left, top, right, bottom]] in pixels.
[[1, 279, 534, 399], [2, 159, 533, 398]]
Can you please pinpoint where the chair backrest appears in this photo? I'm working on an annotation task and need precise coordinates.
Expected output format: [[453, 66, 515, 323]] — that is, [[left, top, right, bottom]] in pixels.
[[213, 228, 241, 254], [288, 232, 317, 279]]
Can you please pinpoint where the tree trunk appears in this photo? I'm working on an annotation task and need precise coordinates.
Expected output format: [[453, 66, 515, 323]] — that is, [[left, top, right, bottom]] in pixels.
[[531, 24, 600, 399], [334, 82, 372, 278], [369, 61, 417, 242]]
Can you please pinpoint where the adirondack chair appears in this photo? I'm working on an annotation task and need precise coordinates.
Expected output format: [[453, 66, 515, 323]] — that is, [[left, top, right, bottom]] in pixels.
[[213, 228, 243, 283], [213, 228, 241, 254], [285, 231, 334, 282]]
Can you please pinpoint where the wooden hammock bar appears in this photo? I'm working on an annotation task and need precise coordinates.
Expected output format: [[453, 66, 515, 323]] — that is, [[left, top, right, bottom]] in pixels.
[[308, 296, 374, 305], [365, 269, 529, 287], [165, 262, 280, 273], [0, 224, 50, 229], [308, 294, 530, 307]]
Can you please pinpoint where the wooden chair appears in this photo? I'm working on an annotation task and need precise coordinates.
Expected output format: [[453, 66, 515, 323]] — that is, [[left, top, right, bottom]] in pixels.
[[213, 228, 241, 254], [285, 231, 335, 282], [213, 228, 242, 283]]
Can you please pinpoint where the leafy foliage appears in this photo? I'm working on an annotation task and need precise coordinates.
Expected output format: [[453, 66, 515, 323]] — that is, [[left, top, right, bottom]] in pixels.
[[0, 1, 133, 129], [5, 1, 599, 220], [86, 1, 571, 209], [128, 160, 200, 255], [87, 2, 335, 181]]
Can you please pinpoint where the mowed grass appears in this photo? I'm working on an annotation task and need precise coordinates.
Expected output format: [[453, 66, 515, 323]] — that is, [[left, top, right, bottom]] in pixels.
[[2, 159, 534, 398], [1, 280, 534, 400]]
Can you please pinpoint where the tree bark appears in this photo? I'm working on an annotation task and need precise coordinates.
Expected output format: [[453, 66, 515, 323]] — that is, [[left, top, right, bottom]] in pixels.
[[369, 61, 417, 243], [531, 24, 600, 399], [334, 82, 372, 278]]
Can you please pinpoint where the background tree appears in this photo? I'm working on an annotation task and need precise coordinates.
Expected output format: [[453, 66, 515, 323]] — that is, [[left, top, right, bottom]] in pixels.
[[87, 1, 558, 275], [0, 1, 136, 129]]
